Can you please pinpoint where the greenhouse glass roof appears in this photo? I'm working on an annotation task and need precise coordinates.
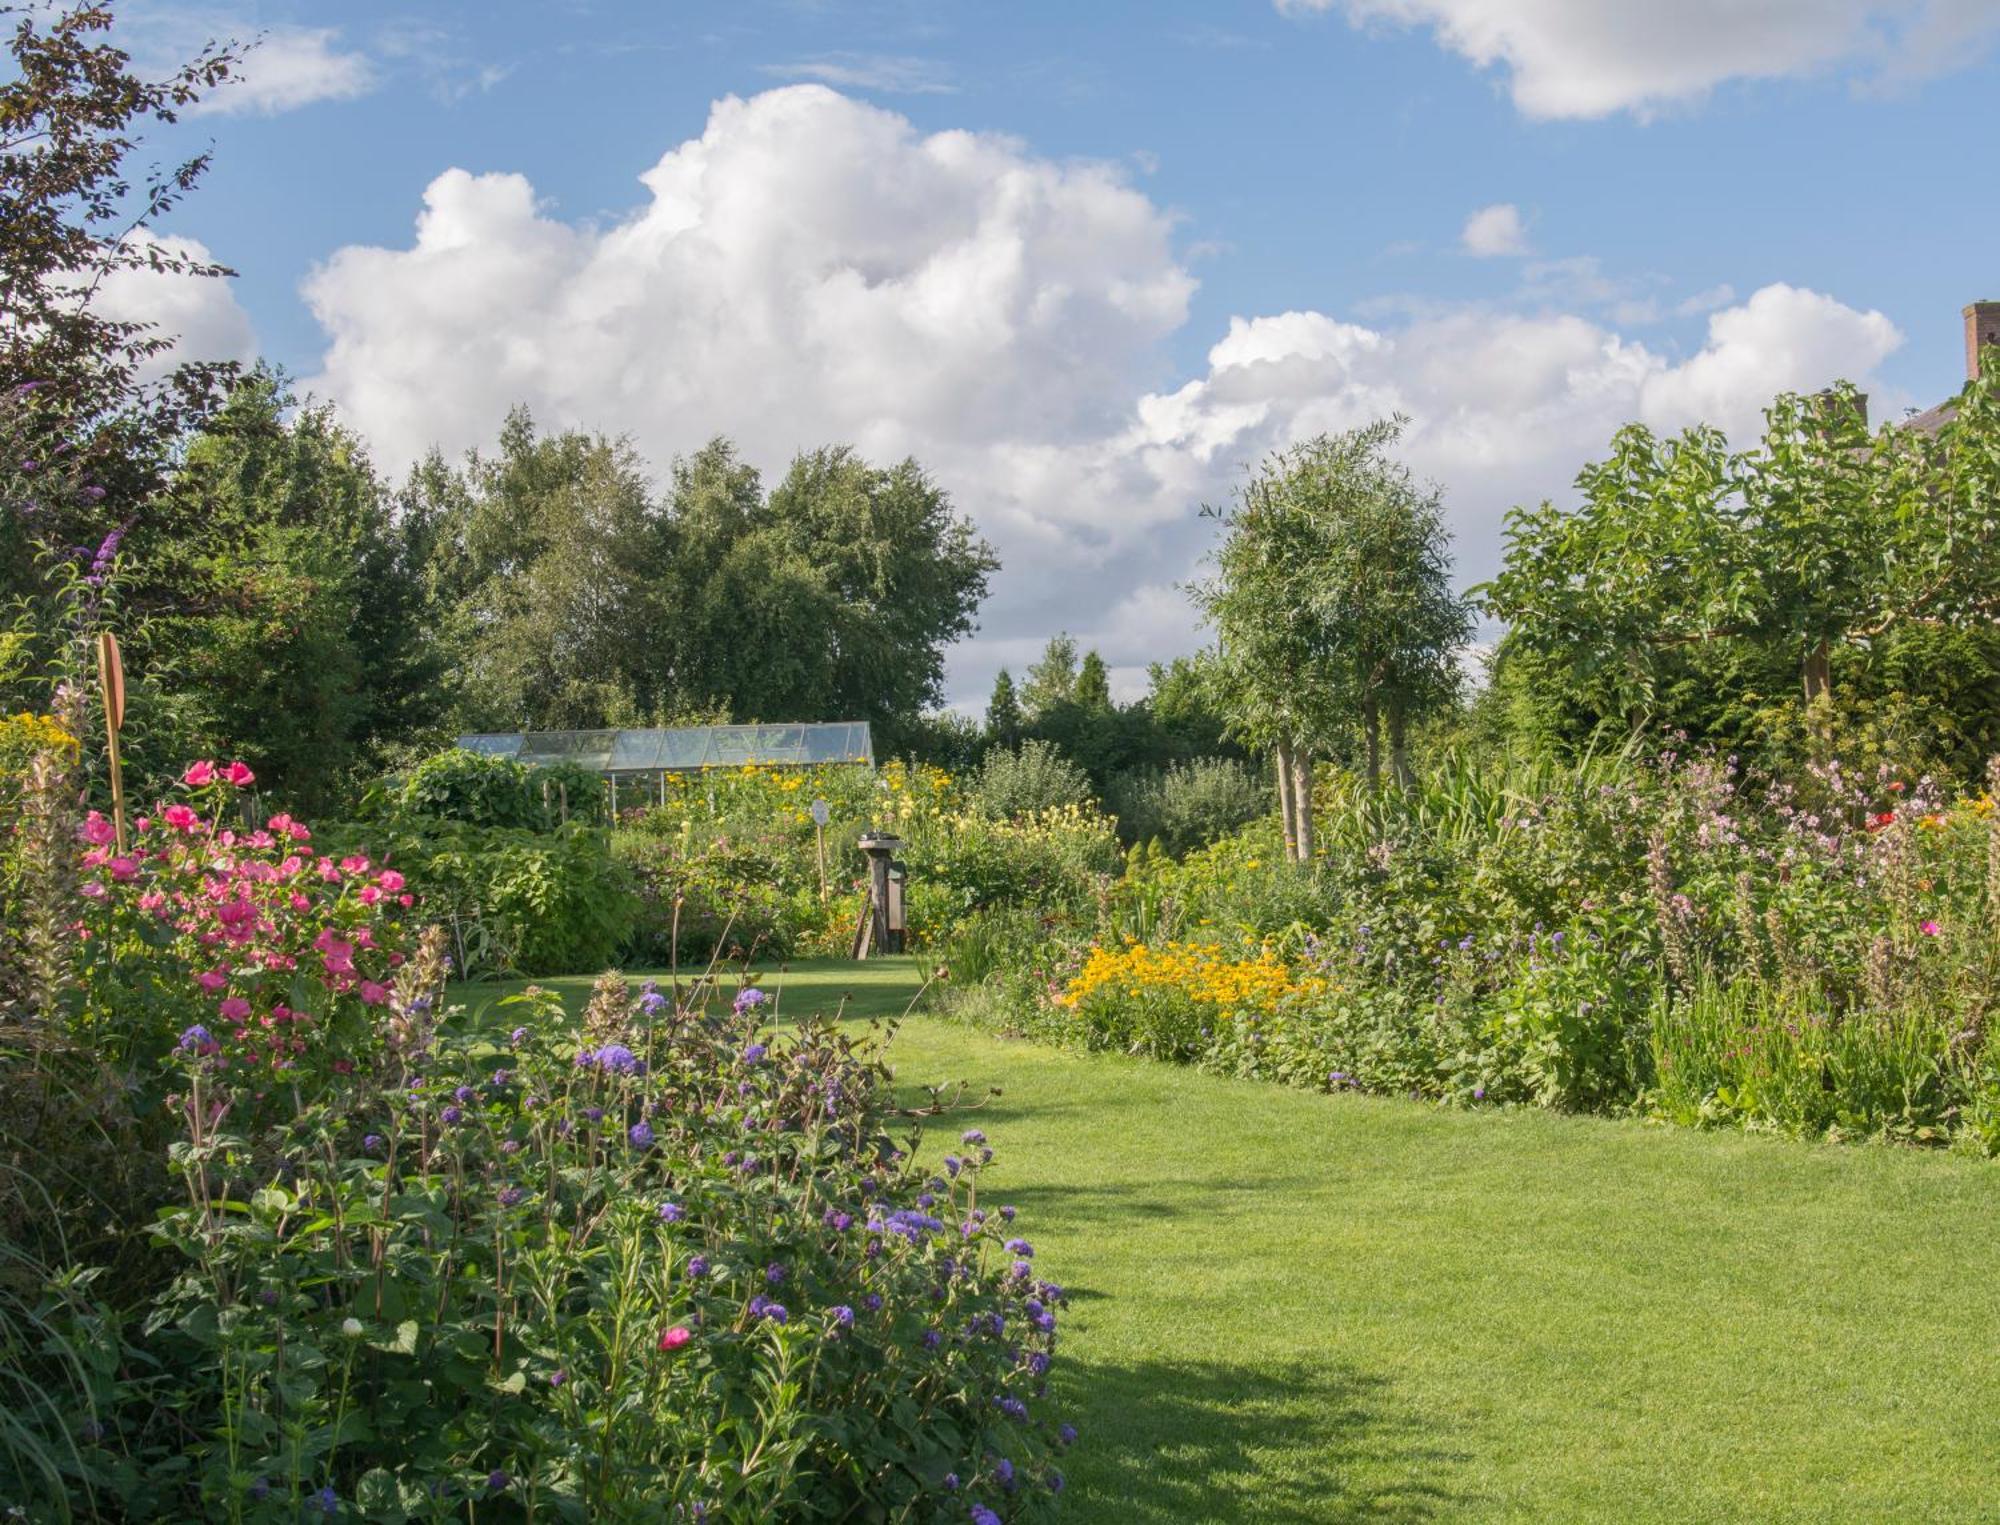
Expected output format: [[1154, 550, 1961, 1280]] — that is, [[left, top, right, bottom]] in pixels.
[[455, 722, 874, 774]]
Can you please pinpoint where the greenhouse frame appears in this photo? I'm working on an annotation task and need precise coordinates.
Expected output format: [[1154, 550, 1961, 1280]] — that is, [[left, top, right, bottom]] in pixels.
[[455, 722, 875, 776]]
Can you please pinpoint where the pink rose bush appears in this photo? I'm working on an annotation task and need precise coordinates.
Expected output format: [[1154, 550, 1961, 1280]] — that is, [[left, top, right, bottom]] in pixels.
[[72, 761, 419, 1095]]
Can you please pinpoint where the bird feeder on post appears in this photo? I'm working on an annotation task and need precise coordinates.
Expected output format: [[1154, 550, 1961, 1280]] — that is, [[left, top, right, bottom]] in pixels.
[[854, 832, 906, 958]]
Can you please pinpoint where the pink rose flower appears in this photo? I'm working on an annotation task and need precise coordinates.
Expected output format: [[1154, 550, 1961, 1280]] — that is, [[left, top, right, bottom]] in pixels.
[[658, 1326, 692, 1352], [182, 761, 217, 787], [79, 812, 115, 846], [218, 996, 251, 1021], [223, 761, 255, 787], [377, 870, 405, 892], [197, 969, 229, 994], [162, 804, 199, 833], [358, 980, 391, 1005]]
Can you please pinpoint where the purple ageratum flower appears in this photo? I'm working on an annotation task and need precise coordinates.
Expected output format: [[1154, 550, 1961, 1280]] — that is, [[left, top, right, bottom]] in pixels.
[[490, 1069, 511, 1088], [1004, 1239, 1033, 1258], [685, 1255, 710, 1278], [765, 1262, 788, 1285], [549, 1369, 567, 1387], [999, 1205, 1016, 1223], [487, 1469, 509, 1492], [970, 1507, 1001, 1525], [455, 1086, 476, 1104], [1011, 1260, 1033, 1280], [943, 1155, 962, 1178], [1047, 1470, 1065, 1495], [1058, 1424, 1077, 1446], [760, 1302, 788, 1324], [585, 1107, 604, 1123], [659, 1201, 685, 1222], [629, 1122, 655, 1149], [828, 1304, 854, 1328], [441, 1105, 463, 1126], [862, 1293, 883, 1312], [997, 1396, 1028, 1422], [741, 1043, 768, 1064], [1473, 1086, 1486, 1101], [960, 1129, 986, 1145], [943, 1472, 960, 1492], [922, 1328, 942, 1348], [510, 1026, 529, 1045], [498, 1186, 526, 1208], [315, 1486, 337, 1515], [639, 989, 668, 1015], [592, 1044, 639, 1074], [994, 1457, 1016, 1490], [177, 1024, 217, 1055], [362, 1134, 384, 1154], [733, 987, 768, 1014]]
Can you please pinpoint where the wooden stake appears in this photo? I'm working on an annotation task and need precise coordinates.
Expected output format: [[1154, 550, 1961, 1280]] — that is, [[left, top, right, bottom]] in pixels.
[[95, 631, 127, 855]]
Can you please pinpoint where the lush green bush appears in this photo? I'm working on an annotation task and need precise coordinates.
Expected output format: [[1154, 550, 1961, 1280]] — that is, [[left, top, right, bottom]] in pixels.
[[392, 748, 605, 830], [327, 814, 636, 979], [1108, 757, 1268, 855], [968, 741, 1095, 821]]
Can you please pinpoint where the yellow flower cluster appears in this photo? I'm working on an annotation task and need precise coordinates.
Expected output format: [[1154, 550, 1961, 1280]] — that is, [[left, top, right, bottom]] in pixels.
[[1063, 939, 1324, 1014], [0, 711, 78, 760]]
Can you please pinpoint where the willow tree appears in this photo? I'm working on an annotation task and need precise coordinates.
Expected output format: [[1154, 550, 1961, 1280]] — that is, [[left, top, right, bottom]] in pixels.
[[1194, 418, 1468, 859]]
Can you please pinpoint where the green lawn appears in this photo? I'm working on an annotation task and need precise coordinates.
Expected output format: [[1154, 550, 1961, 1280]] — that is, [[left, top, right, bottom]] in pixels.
[[455, 959, 2000, 1523]]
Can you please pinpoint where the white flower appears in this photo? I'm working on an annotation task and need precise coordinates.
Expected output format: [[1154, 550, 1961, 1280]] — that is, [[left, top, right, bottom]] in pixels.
[[341, 1317, 364, 1339]]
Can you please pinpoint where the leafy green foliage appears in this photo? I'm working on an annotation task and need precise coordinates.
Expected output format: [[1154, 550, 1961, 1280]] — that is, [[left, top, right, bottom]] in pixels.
[[1481, 373, 2000, 761], [1109, 757, 1269, 856], [969, 740, 1096, 819]]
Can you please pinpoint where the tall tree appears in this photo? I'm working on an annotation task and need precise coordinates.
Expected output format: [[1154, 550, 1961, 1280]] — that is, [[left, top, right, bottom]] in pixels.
[[145, 371, 443, 807], [1074, 650, 1113, 710], [666, 443, 997, 748], [1021, 633, 1078, 719], [419, 409, 672, 730], [1195, 419, 1470, 854], [984, 668, 1022, 746]]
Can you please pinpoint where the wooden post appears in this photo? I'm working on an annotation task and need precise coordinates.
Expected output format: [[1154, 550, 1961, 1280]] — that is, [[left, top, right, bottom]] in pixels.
[[609, 774, 618, 819], [811, 798, 830, 903], [95, 631, 127, 854]]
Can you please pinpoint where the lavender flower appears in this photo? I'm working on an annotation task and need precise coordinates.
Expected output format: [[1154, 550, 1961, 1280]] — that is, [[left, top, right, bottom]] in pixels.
[[629, 1121, 655, 1149]]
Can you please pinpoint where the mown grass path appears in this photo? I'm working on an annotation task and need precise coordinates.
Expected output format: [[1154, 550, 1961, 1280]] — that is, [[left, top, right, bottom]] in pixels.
[[457, 958, 2000, 1523]]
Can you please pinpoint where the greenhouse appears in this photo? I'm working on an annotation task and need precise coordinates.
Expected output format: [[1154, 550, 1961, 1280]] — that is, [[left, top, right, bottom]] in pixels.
[[455, 722, 875, 775]]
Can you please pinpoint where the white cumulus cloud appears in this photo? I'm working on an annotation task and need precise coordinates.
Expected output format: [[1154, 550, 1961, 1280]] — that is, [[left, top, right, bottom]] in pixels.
[[299, 86, 1904, 704], [1278, 0, 2000, 118], [190, 25, 375, 116], [93, 231, 259, 381], [1461, 202, 1530, 256]]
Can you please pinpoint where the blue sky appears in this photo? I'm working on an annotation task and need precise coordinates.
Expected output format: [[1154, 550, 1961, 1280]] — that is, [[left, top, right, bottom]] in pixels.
[[109, 0, 2000, 703]]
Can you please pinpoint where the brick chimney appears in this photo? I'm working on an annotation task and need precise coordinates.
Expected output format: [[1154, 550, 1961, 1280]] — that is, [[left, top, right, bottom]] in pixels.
[[1967, 301, 2000, 381]]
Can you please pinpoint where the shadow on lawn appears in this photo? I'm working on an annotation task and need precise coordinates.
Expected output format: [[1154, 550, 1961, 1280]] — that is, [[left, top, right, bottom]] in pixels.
[[1063, 1356, 1471, 1524]]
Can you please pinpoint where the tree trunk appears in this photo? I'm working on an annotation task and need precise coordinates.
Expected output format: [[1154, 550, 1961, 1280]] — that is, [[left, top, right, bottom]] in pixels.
[[1362, 691, 1381, 792], [1801, 637, 1832, 707], [1275, 738, 1298, 862], [1291, 747, 1315, 863], [1388, 701, 1412, 788]]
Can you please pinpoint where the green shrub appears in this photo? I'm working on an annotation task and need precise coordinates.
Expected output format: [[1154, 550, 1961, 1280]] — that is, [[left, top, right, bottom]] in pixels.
[[393, 748, 606, 831], [324, 816, 637, 978], [968, 740, 1095, 820], [1109, 757, 1268, 854]]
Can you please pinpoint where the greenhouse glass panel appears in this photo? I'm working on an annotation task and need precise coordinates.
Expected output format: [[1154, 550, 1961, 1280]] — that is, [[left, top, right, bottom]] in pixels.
[[454, 723, 872, 775]]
